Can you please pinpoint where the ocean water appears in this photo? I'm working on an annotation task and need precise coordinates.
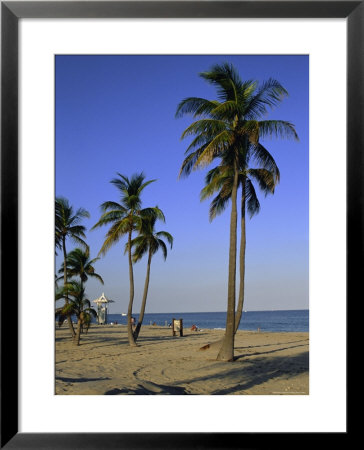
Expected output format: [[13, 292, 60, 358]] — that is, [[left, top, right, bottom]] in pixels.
[[101, 310, 308, 333]]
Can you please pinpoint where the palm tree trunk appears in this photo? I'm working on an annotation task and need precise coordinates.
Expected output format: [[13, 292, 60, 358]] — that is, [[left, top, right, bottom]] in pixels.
[[63, 236, 75, 338], [126, 229, 137, 346], [216, 157, 239, 361], [80, 280, 84, 334], [133, 250, 152, 341], [235, 180, 246, 332], [199, 180, 247, 352], [74, 318, 82, 346]]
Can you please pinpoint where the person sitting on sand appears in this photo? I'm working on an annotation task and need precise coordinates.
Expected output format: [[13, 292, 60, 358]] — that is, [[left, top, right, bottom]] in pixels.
[[191, 324, 198, 331]]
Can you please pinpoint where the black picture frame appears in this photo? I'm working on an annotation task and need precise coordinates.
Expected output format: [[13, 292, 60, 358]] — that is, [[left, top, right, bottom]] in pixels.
[[1, 1, 357, 448]]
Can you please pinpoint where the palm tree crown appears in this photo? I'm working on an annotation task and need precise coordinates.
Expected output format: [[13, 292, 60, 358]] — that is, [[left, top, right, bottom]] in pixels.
[[176, 62, 298, 176], [91, 173, 163, 255], [56, 281, 95, 320], [56, 280, 97, 345], [200, 141, 279, 221], [130, 216, 173, 263], [55, 197, 90, 252], [58, 247, 104, 287]]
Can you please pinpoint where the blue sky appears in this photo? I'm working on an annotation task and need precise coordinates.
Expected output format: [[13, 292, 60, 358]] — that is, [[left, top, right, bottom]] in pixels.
[[56, 55, 309, 313]]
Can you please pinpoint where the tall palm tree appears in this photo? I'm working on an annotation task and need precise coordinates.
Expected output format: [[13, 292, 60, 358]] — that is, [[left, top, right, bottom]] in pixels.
[[176, 63, 298, 361], [201, 143, 279, 333], [56, 281, 97, 346], [129, 215, 173, 341], [91, 172, 163, 347], [58, 247, 104, 289], [55, 197, 90, 338]]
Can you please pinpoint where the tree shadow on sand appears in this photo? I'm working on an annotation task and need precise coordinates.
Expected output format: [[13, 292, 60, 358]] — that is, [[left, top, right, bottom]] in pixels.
[[104, 381, 187, 395], [102, 352, 309, 395], [135, 332, 208, 345], [234, 342, 309, 359], [56, 376, 111, 383], [234, 337, 309, 352], [159, 351, 309, 395], [212, 352, 308, 394]]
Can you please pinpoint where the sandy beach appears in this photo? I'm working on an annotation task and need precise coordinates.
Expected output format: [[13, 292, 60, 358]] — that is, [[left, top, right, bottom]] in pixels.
[[55, 325, 308, 395]]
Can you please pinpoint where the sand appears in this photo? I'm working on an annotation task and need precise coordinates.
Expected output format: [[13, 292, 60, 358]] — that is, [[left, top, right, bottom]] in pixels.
[[55, 325, 309, 395]]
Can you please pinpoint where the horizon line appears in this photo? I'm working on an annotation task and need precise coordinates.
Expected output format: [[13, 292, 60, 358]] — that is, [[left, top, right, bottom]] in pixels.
[[111, 308, 309, 314]]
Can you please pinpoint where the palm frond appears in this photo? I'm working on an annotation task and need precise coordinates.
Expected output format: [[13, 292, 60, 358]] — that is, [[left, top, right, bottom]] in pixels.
[[110, 175, 130, 192], [70, 234, 89, 250], [180, 118, 227, 141], [248, 168, 277, 196], [184, 134, 214, 155], [195, 131, 232, 168], [245, 78, 288, 118], [238, 120, 260, 144], [98, 221, 129, 256], [209, 191, 231, 221], [68, 225, 87, 237], [248, 143, 280, 183], [140, 206, 165, 223], [155, 231, 174, 248], [137, 179, 157, 196], [156, 239, 168, 260], [258, 120, 299, 141], [100, 201, 126, 213], [245, 178, 260, 218], [179, 146, 207, 178], [210, 100, 241, 121], [200, 167, 233, 201], [91, 210, 126, 230], [73, 207, 90, 222], [175, 97, 220, 118], [130, 238, 149, 262], [199, 63, 243, 103]]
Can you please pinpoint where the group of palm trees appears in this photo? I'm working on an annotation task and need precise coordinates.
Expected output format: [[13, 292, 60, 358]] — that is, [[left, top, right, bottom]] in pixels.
[[55, 62, 297, 360], [55, 174, 173, 346], [176, 63, 298, 361], [91, 173, 173, 346], [55, 198, 102, 345]]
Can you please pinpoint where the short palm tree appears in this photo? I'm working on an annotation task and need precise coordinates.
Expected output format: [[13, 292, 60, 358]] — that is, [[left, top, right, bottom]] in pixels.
[[91, 172, 163, 347], [55, 197, 90, 338], [58, 247, 104, 289], [129, 215, 173, 341], [56, 281, 97, 346], [176, 63, 298, 361]]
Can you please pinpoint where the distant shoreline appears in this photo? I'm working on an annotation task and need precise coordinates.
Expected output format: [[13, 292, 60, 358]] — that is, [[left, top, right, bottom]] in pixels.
[[114, 308, 309, 314], [103, 310, 309, 333]]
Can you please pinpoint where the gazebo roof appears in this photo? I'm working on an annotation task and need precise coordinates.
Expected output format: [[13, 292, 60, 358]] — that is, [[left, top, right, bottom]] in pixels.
[[92, 292, 114, 304]]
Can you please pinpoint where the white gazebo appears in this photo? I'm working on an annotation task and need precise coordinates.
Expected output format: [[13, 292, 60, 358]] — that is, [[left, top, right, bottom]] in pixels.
[[93, 292, 114, 325]]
